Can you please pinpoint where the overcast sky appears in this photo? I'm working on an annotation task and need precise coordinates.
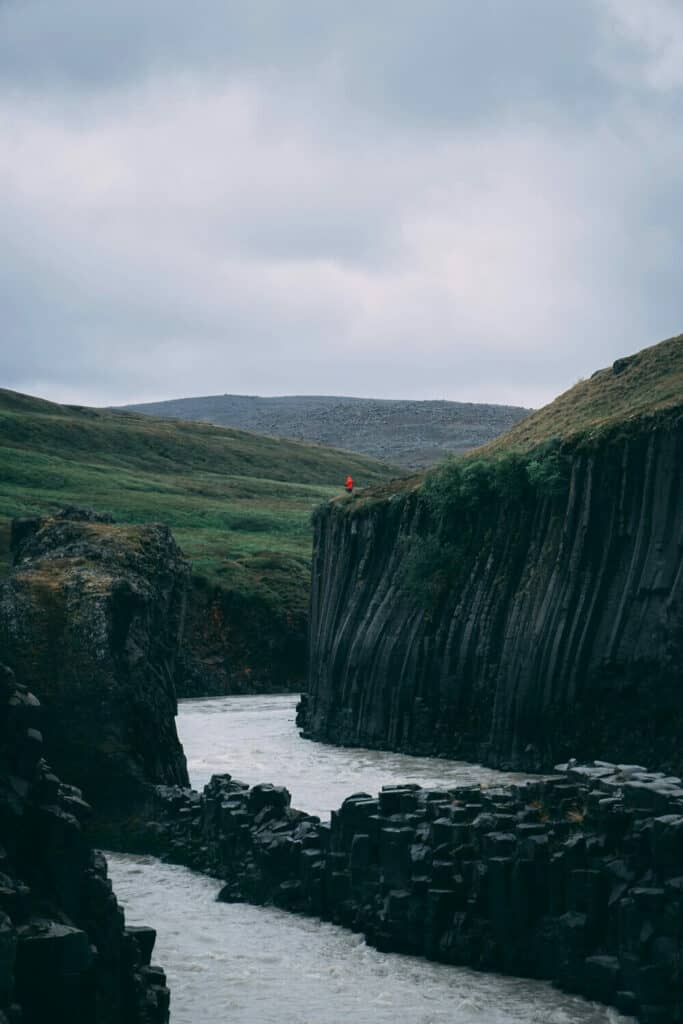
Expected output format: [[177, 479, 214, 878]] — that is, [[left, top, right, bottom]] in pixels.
[[1, 1, 682, 408]]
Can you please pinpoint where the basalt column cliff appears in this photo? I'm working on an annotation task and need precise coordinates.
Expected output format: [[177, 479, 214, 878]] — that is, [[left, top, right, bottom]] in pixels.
[[301, 337, 683, 774]]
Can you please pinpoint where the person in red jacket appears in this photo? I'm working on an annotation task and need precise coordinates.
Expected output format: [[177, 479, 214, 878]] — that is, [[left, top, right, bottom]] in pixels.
[[345, 475, 354, 494]]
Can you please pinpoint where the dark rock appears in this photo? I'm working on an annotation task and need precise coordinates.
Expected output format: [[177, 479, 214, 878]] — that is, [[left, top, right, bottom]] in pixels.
[[0, 664, 169, 1022], [302, 422, 683, 776], [151, 757, 683, 1023], [0, 510, 189, 828], [177, 575, 307, 698], [125, 927, 156, 967]]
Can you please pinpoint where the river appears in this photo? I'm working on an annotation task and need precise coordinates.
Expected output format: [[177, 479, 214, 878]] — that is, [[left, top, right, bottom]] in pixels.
[[107, 695, 633, 1024]]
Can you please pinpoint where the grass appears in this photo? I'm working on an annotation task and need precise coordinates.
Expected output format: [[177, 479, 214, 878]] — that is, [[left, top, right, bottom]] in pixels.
[[0, 389, 398, 612], [336, 333, 683, 513], [338, 334, 683, 609], [475, 333, 683, 458]]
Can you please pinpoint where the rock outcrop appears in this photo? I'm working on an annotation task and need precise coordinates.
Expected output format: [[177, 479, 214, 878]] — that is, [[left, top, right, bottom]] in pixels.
[[151, 760, 683, 1023], [0, 510, 189, 825], [0, 663, 169, 1023], [301, 415, 683, 774]]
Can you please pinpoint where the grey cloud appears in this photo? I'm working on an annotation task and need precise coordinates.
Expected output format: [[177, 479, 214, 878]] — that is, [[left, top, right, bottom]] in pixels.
[[1, 1, 612, 126], [0, 1, 682, 407]]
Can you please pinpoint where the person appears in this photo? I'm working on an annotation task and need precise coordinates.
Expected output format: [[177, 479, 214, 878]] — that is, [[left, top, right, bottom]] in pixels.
[[345, 475, 353, 494]]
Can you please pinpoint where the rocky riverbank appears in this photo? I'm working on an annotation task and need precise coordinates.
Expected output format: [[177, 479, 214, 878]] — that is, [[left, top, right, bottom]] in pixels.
[[0, 663, 169, 1023], [151, 759, 683, 1024]]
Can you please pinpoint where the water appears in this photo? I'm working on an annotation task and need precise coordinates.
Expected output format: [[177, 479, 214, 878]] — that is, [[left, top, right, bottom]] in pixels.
[[110, 855, 630, 1024], [176, 694, 535, 818], [106, 694, 634, 1024]]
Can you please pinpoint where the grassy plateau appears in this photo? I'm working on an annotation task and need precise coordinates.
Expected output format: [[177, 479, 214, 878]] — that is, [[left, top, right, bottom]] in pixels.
[[0, 390, 397, 612]]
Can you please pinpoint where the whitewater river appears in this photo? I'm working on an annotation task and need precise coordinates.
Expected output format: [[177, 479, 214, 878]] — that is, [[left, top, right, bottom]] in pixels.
[[108, 694, 633, 1024]]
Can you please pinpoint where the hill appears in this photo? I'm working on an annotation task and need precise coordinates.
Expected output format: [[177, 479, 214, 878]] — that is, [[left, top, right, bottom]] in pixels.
[[474, 332, 683, 458], [121, 394, 531, 469], [348, 333, 683, 507], [0, 388, 394, 583]]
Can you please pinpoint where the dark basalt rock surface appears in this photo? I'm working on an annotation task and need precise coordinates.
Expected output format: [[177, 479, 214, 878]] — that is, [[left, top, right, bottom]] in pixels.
[[152, 760, 683, 1023], [178, 575, 306, 697], [0, 509, 189, 825], [0, 663, 169, 1023], [302, 421, 683, 773]]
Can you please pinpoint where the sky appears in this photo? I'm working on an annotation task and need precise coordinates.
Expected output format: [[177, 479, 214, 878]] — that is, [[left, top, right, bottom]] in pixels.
[[1, 1, 682, 409]]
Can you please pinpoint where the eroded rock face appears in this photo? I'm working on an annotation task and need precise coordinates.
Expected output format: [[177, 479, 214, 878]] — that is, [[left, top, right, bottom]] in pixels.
[[0, 663, 169, 1023], [0, 510, 189, 822], [302, 422, 683, 774], [178, 577, 306, 697]]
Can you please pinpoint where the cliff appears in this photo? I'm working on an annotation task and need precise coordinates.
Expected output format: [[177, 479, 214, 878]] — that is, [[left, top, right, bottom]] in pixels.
[[302, 336, 683, 773], [0, 509, 189, 824], [0, 663, 169, 1023], [179, 573, 306, 697]]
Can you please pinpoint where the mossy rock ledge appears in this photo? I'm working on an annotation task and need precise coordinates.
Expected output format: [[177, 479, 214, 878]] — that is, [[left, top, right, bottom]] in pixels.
[[0, 508, 189, 832]]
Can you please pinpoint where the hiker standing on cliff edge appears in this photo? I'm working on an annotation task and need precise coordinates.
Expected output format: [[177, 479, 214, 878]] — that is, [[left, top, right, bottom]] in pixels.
[[345, 475, 354, 494]]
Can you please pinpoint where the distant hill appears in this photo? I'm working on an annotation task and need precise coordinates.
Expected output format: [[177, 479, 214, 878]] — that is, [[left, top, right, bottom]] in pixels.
[[121, 394, 532, 469]]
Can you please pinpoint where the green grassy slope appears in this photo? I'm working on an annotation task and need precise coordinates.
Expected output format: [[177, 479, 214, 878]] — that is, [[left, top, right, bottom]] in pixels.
[[0, 390, 397, 608], [476, 333, 683, 459], [340, 334, 683, 511]]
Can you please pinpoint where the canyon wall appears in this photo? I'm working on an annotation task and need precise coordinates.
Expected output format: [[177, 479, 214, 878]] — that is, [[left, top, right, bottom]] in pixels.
[[0, 663, 169, 1023], [302, 418, 683, 773], [0, 509, 189, 823], [178, 576, 305, 697]]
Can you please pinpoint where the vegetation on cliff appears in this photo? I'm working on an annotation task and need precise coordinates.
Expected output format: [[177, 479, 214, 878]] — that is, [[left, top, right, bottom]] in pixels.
[[335, 334, 683, 521], [477, 332, 683, 457], [406, 334, 683, 598]]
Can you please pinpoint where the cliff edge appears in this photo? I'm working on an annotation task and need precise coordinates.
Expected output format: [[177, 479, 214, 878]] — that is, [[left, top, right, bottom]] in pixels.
[[0, 509, 189, 825], [302, 335, 683, 773]]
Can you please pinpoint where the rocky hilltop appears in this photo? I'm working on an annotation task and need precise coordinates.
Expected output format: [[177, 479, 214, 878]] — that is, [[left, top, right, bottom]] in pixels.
[[0, 509, 189, 826], [122, 394, 531, 469], [0, 663, 169, 1023], [301, 335, 683, 774]]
